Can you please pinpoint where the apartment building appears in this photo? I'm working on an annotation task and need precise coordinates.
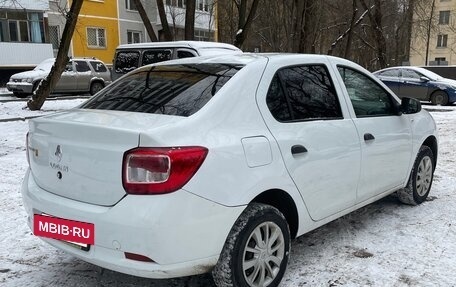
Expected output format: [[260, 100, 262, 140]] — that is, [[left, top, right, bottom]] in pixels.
[[410, 0, 456, 65], [0, 0, 53, 67]]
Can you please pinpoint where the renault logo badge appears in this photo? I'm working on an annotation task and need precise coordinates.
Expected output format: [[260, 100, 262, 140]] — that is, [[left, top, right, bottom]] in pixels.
[[55, 145, 62, 162]]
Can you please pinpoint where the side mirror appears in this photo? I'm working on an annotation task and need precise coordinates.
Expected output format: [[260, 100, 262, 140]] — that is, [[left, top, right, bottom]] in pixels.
[[401, 97, 421, 114], [420, 76, 430, 82]]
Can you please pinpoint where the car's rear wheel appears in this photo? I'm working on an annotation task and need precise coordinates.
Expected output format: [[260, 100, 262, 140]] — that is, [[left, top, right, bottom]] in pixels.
[[431, 90, 449, 105], [397, 146, 434, 205], [212, 203, 290, 287], [90, 81, 104, 95]]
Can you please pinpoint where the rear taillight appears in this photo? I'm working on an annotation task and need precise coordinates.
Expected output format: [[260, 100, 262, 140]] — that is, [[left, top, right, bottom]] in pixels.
[[122, 146, 208, 195]]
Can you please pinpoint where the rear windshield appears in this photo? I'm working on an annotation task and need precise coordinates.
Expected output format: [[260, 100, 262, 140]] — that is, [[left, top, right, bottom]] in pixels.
[[81, 63, 243, 117]]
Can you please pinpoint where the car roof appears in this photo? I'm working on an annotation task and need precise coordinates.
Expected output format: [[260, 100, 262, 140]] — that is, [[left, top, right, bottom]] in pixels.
[[134, 53, 366, 72], [116, 41, 241, 51], [374, 66, 429, 74]]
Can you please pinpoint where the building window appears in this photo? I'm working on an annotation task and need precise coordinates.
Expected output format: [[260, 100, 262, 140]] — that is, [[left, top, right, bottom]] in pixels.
[[435, 57, 447, 65], [197, 0, 211, 12], [194, 29, 212, 41], [125, 0, 138, 11], [127, 30, 142, 44], [0, 11, 45, 43], [439, 11, 450, 25], [87, 27, 106, 48], [437, 34, 448, 47], [49, 25, 60, 49], [166, 0, 186, 8]]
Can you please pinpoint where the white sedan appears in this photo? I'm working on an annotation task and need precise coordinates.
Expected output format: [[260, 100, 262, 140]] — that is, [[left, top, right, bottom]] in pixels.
[[22, 54, 438, 287]]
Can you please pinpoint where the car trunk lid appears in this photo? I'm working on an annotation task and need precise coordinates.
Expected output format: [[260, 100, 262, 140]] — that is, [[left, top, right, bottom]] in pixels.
[[27, 109, 182, 206]]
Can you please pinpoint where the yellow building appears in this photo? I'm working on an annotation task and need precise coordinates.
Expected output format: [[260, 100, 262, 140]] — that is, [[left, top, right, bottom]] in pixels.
[[71, 0, 119, 64]]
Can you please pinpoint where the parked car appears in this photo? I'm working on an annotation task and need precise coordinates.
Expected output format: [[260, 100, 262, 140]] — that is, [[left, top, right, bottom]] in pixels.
[[7, 58, 111, 98], [112, 41, 242, 80], [373, 66, 456, 105], [22, 54, 438, 287]]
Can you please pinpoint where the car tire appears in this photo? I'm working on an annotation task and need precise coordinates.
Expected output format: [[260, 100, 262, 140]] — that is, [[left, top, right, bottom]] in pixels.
[[90, 82, 104, 95], [13, 92, 27, 98], [397, 146, 434, 205], [212, 203, 290, 287], [430, 91, 449, 106]]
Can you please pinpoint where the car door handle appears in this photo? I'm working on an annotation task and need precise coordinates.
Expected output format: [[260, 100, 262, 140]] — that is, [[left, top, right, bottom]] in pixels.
[[291, 145, 308, 155], [364, 133, 375, 141]]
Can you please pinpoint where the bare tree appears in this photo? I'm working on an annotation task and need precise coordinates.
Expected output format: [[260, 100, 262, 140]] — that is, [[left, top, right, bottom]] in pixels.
[[157, 0, 173, 40], [234, 0, 261, 48], [27, 0, 84, 111], [184, 0, 196, 40]]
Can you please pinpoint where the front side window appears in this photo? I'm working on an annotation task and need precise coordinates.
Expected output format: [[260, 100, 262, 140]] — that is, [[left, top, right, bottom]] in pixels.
[[142, 49, 172, 65], [267, 65, 342, 121], [115, 51, 140, 74], [87, 27, 106, 48], [338, 66, 397, 117], [81, 63, 243, 117]]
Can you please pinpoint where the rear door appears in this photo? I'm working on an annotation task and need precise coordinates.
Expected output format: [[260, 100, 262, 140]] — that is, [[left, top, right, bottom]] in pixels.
[[74, 60, 92, 92], [336, 66, 413, 202], [258, 57, 361, 221]]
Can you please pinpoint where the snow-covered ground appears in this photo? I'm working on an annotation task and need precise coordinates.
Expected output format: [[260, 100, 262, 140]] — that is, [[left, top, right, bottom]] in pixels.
[[0, 100, 455, 287]]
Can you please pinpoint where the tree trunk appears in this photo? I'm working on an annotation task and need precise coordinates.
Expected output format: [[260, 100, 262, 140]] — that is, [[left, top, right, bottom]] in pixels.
[[157, 0, 173, 40], [360, 0, 388, 69], [27, 0, 84, 111], [234, 0, 260, 48], [185, 0, 196, 40], [344, 0, 358, 59], [133, 0, 158, 42]]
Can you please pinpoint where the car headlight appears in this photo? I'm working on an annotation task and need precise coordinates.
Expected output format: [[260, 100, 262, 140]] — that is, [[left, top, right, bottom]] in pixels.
[[21, 78, 33, 83]]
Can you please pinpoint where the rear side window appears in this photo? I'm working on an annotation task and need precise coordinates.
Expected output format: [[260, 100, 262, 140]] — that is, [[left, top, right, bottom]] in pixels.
[[267, 65, 342, 121], [75, 61, 90, 72], [115, 51, 140, 74], [81, 64, 243, 117], [90, 61, 108, 72], [142, 50, 172, 66]]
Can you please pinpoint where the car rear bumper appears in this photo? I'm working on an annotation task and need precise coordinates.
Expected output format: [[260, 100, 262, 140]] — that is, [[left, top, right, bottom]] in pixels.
[[21, 168, 245, 278], [6, 82, 33, 94]]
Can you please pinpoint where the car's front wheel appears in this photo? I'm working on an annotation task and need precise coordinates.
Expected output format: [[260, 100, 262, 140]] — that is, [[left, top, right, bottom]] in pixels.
[[431, 90, 449, 105], [397, 145, 435, 205], [212, 203, 290, 287]]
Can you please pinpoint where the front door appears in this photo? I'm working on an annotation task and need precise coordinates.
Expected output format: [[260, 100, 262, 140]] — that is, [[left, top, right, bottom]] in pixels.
[[259, 58, 361, 221], [74, 60, 92, 92], [336, 66, 413, 202], [55, 61, 76, 92]]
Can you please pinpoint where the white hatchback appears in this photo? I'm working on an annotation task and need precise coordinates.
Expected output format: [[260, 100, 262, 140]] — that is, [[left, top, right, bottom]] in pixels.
[[22, 54, 438, 287]]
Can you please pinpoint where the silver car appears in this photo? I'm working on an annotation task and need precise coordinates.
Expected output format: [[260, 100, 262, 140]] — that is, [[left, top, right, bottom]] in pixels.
[[7, 58, 112, 98]]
